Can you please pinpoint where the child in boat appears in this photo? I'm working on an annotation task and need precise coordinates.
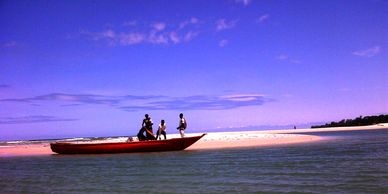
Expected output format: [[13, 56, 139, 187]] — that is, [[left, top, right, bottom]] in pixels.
[[156, 120, 167, 140]]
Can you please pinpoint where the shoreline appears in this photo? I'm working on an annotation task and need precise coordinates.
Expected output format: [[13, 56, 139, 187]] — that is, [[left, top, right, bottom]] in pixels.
[[1, 124, 387, 157]]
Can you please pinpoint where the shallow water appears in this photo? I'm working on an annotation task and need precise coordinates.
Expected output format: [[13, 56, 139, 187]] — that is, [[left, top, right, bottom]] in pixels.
[[1, 129, 388, 193]]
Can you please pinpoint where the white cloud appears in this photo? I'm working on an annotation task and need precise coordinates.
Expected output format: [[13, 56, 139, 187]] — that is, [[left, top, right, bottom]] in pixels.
[[277, 54, 289, 60], [258, 14, 269, 23], [82, 19, 203, 46], [183, 31, 199, 42], [101, 30, 116, 39], [216, 19, 238, 31], [221, 94, 265, 102], [277, 54, 301, 64], [148, 31, 169, 44], [169, 31, 180, 44], [119, 32, 145, 45], [81, 30, 116, 41], [179, 17, 199, 29], [151, 22, 166, 31], [352, 46, 381, 57], [2, 93, 270, 111], [190, 17, 199, 24], [0, 115, 77, 124], [235, 0, 252, 6], [219, 39, 228, 47]]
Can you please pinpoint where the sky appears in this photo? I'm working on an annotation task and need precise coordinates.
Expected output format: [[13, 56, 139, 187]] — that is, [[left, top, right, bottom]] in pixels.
[[0, 0, 387, 140]]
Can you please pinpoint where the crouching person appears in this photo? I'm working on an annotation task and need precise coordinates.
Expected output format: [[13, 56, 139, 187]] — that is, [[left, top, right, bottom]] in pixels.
[[156, 120, 167, 140], [137, 127, 147, 141]]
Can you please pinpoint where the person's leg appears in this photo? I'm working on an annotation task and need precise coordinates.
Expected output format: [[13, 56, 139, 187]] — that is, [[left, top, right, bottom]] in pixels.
[[158, 129, 163, 140], [162, 131, 166, 140], [137, 127, 145, 141], [179, 129, 185, 138], [155, 129, 160, 140]]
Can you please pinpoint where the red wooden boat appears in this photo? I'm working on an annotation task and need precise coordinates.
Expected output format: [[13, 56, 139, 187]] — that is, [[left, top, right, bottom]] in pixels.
[[50, 134, 206, 154]]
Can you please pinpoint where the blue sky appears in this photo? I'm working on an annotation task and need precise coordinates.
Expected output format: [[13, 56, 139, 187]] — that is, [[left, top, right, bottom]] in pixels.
[[0, 0, 387, 140]]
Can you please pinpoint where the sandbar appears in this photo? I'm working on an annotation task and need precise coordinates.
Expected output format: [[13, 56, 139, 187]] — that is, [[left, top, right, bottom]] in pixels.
[[1, 124, 387, 157]]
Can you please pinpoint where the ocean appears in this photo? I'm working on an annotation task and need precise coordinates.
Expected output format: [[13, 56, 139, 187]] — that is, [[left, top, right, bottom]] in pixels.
[[1, 129, 388, 193]]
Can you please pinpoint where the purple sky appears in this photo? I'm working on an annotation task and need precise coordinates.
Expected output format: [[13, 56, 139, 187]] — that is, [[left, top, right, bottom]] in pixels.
[[0, 0, 387, 140]]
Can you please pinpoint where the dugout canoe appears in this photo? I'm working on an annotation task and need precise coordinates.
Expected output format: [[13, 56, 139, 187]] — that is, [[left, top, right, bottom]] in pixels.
[[50, 134, 206, 154]]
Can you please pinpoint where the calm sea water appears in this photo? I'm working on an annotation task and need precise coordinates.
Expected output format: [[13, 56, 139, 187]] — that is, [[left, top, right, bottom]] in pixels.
[[1, 129, 388, 193]]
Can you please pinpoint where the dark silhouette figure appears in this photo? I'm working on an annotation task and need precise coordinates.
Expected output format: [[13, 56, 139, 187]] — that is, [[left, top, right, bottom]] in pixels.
[[137, 114, 156, 141]]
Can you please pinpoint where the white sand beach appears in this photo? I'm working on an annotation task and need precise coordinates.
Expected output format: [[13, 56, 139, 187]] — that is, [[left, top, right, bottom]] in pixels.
[[187, 123, 388, 150], [1, 124, 387, 157]]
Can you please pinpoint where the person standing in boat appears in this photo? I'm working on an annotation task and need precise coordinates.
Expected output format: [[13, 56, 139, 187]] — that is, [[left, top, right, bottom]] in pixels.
[[156, 119, 167, 140], [142, 114, 153, 131], [176, 113, 187, 138], [137, 114, 155, 140]]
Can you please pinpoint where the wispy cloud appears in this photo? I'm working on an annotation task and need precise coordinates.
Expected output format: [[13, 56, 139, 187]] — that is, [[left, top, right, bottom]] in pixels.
[[82, 19, 202, 46], [1, 93, 163, 105], [81, 30, 114, 41], [1, 41, 18, 48], [216, 19, 238, 31], [179, 17, 199, 29], [120, 94, 270, 111], [276, 54, 301, 64], [0, 84, 10, 88], [352, 46, 381, 57], [119, 32, 146, 45], [1, 93, 271, 111], [183, 31, 199, 42], [151, 22, 166, 31], [219, 39, 228, 47], [277, 54, 289, 60], [148, 31, 169, 44], [257, 14, 269, 23], [169, 31, 180, 44], [81, 30, 145, 46], [0, 115, 78, 124], [101, 30, 116, 39], [235, 0, 252, 6]]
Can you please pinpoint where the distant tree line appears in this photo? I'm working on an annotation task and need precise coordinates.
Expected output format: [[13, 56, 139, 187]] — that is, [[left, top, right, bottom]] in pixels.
[[311, 114, 388, 128]]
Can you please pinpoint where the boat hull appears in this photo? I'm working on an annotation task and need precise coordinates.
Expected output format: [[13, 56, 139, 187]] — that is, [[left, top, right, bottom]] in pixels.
[[50, 134, 205, 154]]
